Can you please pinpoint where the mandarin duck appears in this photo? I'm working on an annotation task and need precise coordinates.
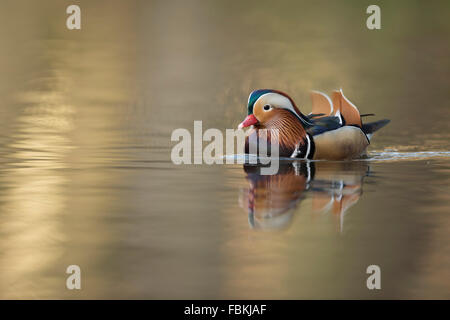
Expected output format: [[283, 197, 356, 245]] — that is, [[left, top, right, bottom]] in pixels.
[[238, 89, 390, 160]]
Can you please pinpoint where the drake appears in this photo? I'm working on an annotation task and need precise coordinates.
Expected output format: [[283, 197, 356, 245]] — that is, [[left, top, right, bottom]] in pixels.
[[238, 89, 390, 160]]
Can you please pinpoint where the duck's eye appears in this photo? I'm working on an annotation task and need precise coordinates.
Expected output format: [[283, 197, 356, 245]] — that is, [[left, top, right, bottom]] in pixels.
[[263, 104, 272, 111]]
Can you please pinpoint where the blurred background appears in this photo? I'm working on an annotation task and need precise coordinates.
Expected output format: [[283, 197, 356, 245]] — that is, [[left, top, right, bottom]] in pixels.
[[0, 0, 449, 298]]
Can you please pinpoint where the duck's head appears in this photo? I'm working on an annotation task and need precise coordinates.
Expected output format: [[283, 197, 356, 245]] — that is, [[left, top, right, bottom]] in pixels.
[[238, 89, 313, 129]]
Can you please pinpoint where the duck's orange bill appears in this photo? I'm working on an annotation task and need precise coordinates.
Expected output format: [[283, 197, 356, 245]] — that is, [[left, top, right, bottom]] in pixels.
[[238, 114, 258, 129]]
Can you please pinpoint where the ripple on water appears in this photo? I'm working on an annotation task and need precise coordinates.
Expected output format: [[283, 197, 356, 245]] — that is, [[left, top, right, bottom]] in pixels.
[[224, 151, 450, 164], [366, 151, 450, 162]]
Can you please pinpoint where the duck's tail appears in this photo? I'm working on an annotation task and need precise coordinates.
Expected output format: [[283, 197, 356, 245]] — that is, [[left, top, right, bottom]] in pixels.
[[361, 119, 390, 138]]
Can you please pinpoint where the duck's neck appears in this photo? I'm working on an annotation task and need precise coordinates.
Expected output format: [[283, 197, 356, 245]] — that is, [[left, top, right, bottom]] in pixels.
[[257, 109, 310, 157]]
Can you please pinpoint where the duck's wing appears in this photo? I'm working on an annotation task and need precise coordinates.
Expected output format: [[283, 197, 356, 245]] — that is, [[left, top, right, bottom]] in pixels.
[[331, 89, 390, 138], [331, 89, 362, 128], [306, 90, 345, 136], [307, 89, 390, 138], [306, 115, 342, 136], [309, 91, 334, 117]]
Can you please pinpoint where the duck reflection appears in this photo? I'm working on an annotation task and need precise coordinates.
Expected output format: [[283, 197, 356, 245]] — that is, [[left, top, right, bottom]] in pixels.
[[239, 161, 370, 231]]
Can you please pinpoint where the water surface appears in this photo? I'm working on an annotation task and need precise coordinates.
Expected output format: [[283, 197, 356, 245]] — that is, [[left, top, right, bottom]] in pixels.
[[0, 0, 449, 299]]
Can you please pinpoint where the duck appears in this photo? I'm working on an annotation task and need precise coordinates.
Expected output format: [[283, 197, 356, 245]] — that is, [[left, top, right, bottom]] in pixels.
[[238, 89, 390, 160]]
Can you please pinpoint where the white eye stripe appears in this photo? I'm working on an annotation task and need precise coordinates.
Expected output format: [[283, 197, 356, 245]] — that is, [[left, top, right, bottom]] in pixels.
[[254, 92, 315, 127], [256, 92, 299, 116]]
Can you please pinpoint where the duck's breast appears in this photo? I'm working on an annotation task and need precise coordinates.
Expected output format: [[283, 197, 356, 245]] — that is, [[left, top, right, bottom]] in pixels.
[[312, 126, 369, 160]]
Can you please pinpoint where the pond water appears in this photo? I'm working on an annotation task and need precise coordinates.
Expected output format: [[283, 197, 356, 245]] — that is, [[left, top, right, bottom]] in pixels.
[[0, 0, 449, 298]]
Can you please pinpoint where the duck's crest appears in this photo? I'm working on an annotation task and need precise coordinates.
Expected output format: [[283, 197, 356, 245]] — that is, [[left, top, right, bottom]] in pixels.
[[247, 89, 273, 115]]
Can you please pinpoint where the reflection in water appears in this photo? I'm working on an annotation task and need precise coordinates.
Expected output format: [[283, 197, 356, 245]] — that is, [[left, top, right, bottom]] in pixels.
[[0, 45, 75, 296], [240, 161, 369, 232], [0, 1, 139, 298]]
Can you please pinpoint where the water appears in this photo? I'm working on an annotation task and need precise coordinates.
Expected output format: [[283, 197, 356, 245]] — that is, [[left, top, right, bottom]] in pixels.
[[0, 0, 449, 299]]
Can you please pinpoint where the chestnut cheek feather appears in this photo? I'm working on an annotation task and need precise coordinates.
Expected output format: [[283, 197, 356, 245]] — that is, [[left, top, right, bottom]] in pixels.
[[266, 110, 308, 155]]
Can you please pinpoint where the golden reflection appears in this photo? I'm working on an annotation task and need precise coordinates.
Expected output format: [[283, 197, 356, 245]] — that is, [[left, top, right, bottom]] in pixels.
[[239, 161, 369, 231], [0, 78, 74, 298], [0, 0, 138, 298]]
